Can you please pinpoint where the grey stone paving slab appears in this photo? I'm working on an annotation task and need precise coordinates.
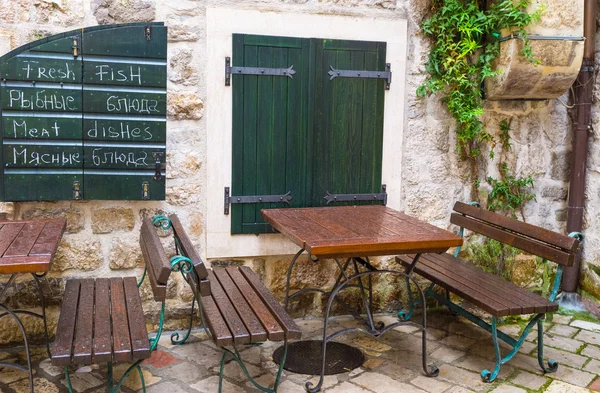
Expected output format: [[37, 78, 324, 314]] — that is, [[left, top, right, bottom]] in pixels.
[[437, 364, 488, 392], [440, 334, 477, 350], [189, 376, 239, 393], [410, 375, 453, 392], [543, 346, 588, 368], [158, 361, 210, 384], [430, 346, 466, 363], [544, 334, 585, 352], [548, 324, 580, 338], [583, 358, 600, 374], [550, 364, 596, 387], [509, 370, 548, 390], [352, 372, 427, 393], [326, 381, 371, 393], [575, 330, 600, 346], [551, 314, 573, 325], [376, 359, 420, 382], [582, 344, 600, 359], [487, 385, 527, 393], [146, 381, 190, 393], [545, 380, 594, 393], [570, 320, 600, 332], [454, 355, 514, 380], [170, 342, 223, 367]]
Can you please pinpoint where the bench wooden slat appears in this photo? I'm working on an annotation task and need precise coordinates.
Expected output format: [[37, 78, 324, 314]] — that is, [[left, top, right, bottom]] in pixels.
[[213, 268, 267, 342], [424, 254, 545, 314], [397, 255, 558, 316], [93, 278, 112, 363], [169, 215, 208, 281], [140, 218, 171, 284], [123, 277, 151, 360], [4, 221, 45, 257], [139, 237, 167, 301], [201, 296, 234, 346], [397, 255, 516, 316], [53, 280, 80, 366], [239, 266, 302, 340], [454, 202, 579, 252], [73, 279, 95, 364], [451, 214, 574, 267], [207, 270, 250, 345], [225, 266, 285, 341], [110, 278, 133, 362]]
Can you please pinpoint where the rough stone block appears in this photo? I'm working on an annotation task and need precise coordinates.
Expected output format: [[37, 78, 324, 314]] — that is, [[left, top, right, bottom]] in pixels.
[[92, 0, 156, 24], [91, 207, 134, 233], [21, 207, 84, 233], [109, 237, 143, 269], [53, 238, 103, 271], [167, 91, 203, 120]]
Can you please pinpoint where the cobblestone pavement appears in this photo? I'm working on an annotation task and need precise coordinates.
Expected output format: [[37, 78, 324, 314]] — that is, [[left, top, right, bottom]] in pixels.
[[1, 309, 600, 393]]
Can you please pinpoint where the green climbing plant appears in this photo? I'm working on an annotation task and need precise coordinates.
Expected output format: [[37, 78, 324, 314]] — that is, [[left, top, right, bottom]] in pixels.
[[418, 0, 543, 158]]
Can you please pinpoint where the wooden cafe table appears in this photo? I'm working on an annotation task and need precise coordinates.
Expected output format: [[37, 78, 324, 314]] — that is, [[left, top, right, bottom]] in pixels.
[[0, 218, 66, 393], [262, 205, 462, 393]]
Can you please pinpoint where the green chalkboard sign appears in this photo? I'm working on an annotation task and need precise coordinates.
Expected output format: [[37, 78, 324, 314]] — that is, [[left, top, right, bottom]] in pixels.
[[0, 23, 167, 201]]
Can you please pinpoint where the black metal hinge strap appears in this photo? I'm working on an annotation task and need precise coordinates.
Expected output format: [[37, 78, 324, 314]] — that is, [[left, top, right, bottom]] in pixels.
[[225, 57, 296, 86], [328, 63, 392, 90], [152, 152, 164, 180], [324, 185, 387, 205], [224, 187, 292, 214]]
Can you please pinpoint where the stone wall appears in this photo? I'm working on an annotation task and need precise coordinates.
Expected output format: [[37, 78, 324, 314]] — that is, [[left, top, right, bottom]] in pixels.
[[0, 0, 597, 344]]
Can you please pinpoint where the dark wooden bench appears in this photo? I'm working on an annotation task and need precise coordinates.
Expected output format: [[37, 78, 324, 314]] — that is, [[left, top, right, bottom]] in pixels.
[[396, 201, 582, 382], [143, 214, 302, 393], [53, 256, 163, 392]]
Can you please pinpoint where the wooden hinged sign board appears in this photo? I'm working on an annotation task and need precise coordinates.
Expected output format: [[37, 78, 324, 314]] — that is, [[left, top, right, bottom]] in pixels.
[[0, 22, 167, 201]]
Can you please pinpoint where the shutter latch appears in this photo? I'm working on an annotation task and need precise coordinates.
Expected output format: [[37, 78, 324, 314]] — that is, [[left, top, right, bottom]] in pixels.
[[324, 184, 387, 205], [72, 181, 81, 200], [142, 182, 150, 200], [224, 187, 292, 215], [328, 63, 392, 90], [145, 26, 152, 41], [72, 38, 79, 58]]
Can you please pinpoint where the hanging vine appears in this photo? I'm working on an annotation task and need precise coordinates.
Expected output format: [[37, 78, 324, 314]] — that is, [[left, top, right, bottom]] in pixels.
[[418, 0, 542, 215]]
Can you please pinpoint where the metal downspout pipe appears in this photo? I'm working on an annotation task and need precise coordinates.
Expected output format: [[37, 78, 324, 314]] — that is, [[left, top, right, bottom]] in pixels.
[[561, 0, 596, 293]]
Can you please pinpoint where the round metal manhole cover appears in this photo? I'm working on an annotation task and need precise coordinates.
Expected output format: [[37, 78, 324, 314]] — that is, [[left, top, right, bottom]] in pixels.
[[272, 340, 364, 375]]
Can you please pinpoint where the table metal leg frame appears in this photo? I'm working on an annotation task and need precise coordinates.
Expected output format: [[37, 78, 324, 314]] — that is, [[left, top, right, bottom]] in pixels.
[[0, 272, 53, 393], [284, 250, 382, 333], [305, 269, 438, 393]]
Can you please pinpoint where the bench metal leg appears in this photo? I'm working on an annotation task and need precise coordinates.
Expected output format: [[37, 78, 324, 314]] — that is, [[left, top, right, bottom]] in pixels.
[[0, 303, 34, 393], [64, 366, 73, 393], [171, 294, 196, 345], [537, 317, 558, 373], [218, 339, 288, 393], [427, 288, 557, 382]]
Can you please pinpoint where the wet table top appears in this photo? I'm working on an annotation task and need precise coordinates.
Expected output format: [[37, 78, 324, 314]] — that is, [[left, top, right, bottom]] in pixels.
[[0, 218, 67, 274], [262, 205, 463, 258]]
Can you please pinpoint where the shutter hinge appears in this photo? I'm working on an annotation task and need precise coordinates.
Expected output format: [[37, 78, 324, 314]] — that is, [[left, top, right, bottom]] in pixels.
[[72, 181, 81, 200], [72, 38, 79, 58], [224, 187, 292, 215], [225, 56, 296, 86], [328, 63, 392, 90], [142, 181, 150, 200], [324, 184, 387, 205], [145, 26, 152, 41]]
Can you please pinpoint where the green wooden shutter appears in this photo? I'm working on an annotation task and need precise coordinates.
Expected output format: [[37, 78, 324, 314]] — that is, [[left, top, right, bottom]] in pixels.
[[310, 39, 386, 207], [0, 23, 167, 201], [0, 32, 84, 201], [81, 24, 167, 200], [231, 34, 311, 234]]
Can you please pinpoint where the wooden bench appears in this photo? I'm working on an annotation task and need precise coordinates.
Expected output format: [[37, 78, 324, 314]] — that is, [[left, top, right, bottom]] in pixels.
[[396, 201, 582, 382], [53, 257, 162, 392], [144, 214, 302, 393]]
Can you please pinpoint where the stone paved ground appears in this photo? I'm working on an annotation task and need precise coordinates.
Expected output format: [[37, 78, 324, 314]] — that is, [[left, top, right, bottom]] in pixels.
[[1, 309, 600, 393]]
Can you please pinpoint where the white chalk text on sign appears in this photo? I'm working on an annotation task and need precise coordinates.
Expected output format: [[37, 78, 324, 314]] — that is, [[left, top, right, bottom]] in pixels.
[[90, 148, 149, 168], [11, 147, 80, 166], [21, 60, 77, 81], [106, 95, 159, 114], [8, 89, 77, 111], [12, 119, 61, 138], [87, 121, 153, 141], [94, 65, 143, 85]]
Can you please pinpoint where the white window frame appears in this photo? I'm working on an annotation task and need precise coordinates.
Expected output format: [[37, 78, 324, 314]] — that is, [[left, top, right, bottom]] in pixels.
[[206, 7, 408, 258]]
